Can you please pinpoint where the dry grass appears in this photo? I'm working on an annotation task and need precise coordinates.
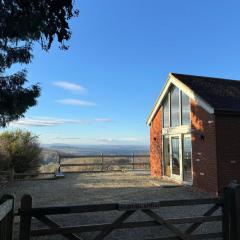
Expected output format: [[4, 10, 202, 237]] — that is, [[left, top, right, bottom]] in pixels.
[[60, 155, 149, 172]]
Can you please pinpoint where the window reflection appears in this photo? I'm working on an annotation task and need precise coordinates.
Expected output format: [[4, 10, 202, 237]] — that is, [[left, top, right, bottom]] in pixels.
[[163, 86, 190, 128], [170, 87, 180, 127], [163, 96, 169, 128], [171, 137, 180, 175], [182, 92, 190, 125], [163, 136, 170, 177], [183, 135, 192, 182]]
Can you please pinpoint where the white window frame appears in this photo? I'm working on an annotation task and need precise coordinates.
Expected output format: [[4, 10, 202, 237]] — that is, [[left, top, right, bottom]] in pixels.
[[161, 85, 192, 184], [169, 134, 182, 181], [182, 134, 193, 185], [162, 85, 190, 129], [181, 91, 191, 126]]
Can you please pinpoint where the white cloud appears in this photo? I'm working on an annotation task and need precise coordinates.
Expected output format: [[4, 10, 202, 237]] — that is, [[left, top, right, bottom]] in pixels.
[[97, 137, 141, 143], [53, 81, 86, 93], [10, 117, 112, 128], [97, 138, 114, 143], [11, 118, 62, 127], [121, 137, 141, 142], [95, 118, 112, 123], [11, 117, 89, 127], [56, 99, 96, 107], [49, 137, 83, 140]]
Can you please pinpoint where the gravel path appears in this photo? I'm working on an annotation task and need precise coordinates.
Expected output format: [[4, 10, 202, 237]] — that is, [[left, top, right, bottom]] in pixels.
[[1, 172, 222, 240]]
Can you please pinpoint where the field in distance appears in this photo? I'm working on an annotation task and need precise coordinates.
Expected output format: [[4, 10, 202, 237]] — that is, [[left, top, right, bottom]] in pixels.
[[41, 144, 149, 165]]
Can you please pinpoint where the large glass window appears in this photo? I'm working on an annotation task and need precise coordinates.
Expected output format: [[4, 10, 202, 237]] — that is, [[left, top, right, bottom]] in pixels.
[[163, 86, 190, 128], [181, 92, 190, 125], [163, 96, 169, 128], [170, 87, 180, 127]]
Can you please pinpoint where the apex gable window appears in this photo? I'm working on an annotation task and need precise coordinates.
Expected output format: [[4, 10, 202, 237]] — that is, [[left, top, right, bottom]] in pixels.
[[162, 85, 190, 128], [170, 87, 180, 127], [181, 91, 190, 125], [163, 96, 169, 128], [161, 85, 191, 184]]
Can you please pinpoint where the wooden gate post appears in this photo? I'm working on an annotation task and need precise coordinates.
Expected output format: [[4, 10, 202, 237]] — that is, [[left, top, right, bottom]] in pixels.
[[222, 182, 240, 240], [222, 186, 231, 240], [9, 168, 14, 182], [0, 194, 15, 240], [233, 183, 240, 239], [19, 195, 32, 240]]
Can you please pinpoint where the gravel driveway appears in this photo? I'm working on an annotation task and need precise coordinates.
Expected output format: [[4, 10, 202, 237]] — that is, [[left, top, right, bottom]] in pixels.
[[1, 172, 222, 240]]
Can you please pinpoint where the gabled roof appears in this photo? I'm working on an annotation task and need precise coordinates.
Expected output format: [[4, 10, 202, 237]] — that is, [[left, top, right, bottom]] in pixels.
[[147, 73, 240, 125]]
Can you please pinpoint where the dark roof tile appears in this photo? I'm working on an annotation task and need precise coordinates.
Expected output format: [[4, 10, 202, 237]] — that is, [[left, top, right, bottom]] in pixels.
[[172, 73, 240, 112]]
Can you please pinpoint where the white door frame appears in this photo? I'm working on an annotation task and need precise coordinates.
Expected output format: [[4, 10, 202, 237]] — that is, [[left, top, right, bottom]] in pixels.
[[169, 134, 182, 181], [182, 133, 193, 185]]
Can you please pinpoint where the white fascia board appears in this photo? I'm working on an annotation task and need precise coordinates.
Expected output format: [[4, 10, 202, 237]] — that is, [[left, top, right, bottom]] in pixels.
[[146, 73, 214, 126], [146, 74, 172, 126]]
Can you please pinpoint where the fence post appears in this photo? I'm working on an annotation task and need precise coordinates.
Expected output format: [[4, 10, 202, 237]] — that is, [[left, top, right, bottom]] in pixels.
[[58, 153, 61, 173], [132, 154, 135, 171], [0, 194, 15, 240], [101, 153, 104, 171], [19, 194, 32, 240], [9, 168, 14, 182], [222, 182, 240, 240]]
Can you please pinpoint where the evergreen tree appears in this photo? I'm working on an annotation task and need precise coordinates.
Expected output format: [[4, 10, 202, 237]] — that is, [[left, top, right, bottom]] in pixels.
[[0, 0, 79, 126]]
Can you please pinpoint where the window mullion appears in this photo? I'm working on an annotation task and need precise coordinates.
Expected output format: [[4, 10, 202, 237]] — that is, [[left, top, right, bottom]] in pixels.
[[168, 92, 171, 127], [179, 90, 182, 125]]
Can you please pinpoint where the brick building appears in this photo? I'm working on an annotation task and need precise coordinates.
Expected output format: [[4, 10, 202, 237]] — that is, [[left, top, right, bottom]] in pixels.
[[147, 73, 240, 194]]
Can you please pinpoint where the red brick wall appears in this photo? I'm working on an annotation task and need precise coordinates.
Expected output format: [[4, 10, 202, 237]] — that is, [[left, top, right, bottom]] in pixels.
[[190, 100, 218, 193], [150, 108, 162, 177], [149, 100, 221, 194], [215, 114, 240, 189]]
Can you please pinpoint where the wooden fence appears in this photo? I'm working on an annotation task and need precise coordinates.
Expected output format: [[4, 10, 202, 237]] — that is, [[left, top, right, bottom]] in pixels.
[[0, 195, 15, 240], [16, 183, 240, 240], [58, 154, 150, 173], [0, 169, 56, 181], [0, 154, 150, 181], [0, 169, 15, 182]]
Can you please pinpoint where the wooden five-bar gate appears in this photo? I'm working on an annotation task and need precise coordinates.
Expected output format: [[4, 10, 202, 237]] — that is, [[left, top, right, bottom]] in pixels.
[[0, 182, 240, 239], [15, 182, 240, 240], [18, 196, 222, 240]]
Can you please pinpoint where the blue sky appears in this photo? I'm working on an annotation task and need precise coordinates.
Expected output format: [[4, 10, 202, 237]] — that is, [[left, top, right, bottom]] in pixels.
[[4, 0, 240, 145]]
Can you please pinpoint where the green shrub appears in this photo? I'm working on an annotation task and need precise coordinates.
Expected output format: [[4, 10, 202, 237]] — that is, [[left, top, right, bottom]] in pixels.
[[0, 140, 10, 170], [0, 130, 42, 173]]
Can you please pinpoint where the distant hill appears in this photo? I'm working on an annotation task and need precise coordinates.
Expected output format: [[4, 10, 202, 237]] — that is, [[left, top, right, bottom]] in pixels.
[[41, 144, 149, 165]]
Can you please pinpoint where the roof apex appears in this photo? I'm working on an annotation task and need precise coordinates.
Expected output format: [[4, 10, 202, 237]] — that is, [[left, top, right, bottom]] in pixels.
[[147, 72, 240, 125]]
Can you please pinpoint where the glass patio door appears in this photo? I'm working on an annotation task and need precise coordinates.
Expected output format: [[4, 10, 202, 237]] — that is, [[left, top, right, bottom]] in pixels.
[[183, 134, 192, 183], [163, 134, 191, 182], [170, 135, 182, 180], [163, 136, 170, 177]]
